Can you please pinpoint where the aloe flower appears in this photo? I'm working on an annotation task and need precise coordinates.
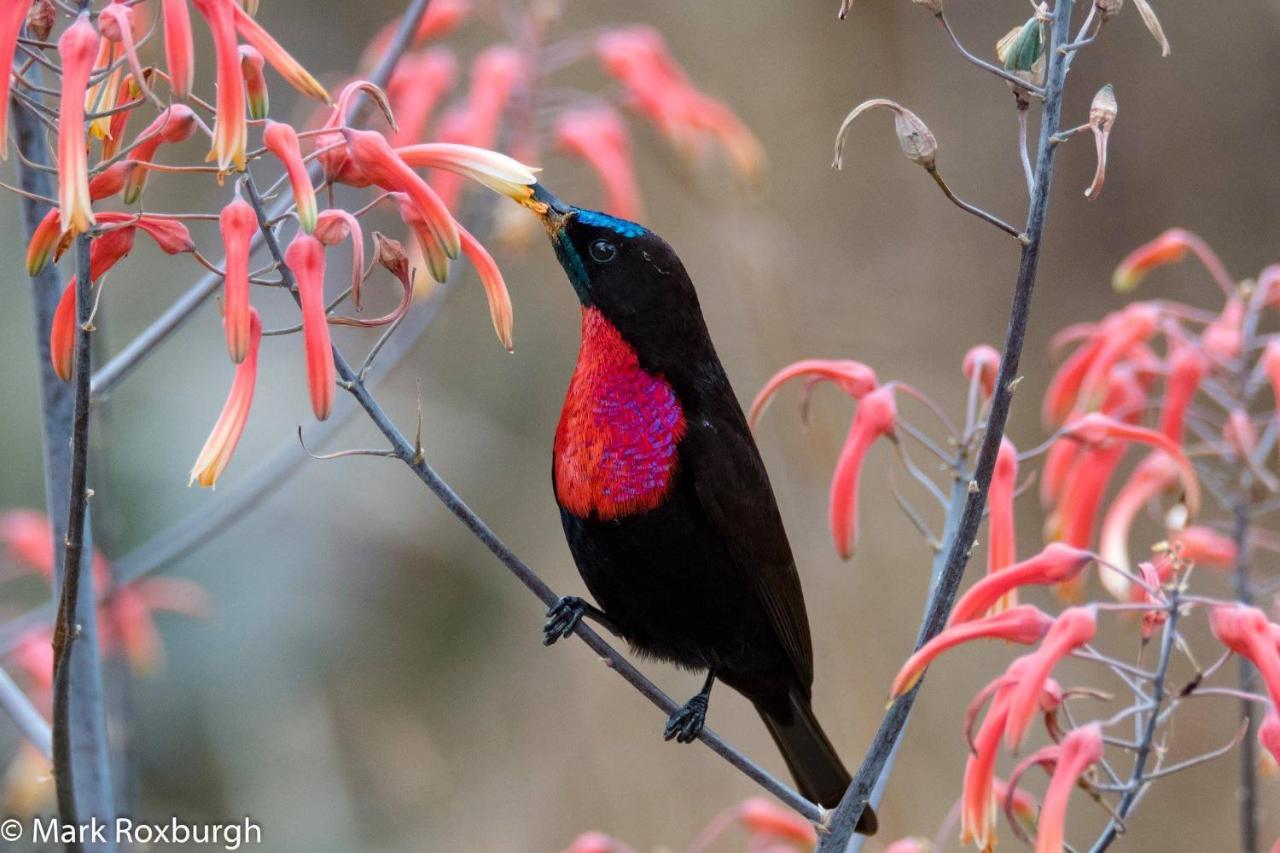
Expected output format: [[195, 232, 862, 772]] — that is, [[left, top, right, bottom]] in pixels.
[[1168, 525, 1236, 568], [122, 104, 199, 204], [192, 0, 247, 172], [98, 3, 156, 110], [963, 344, 1000, 399], [1112, 229, 1193, 292], [1060, 412, 1201, 516], [1203, 295, 1244, 361], [231, 3, 329, 104], [987, 438, 1019, 611], [459, 223, 514, 351], [286, 234, 335, 421], [949, 544, 1093, 626], [1032, 724, 1104, 853], [827, 386, 897, 559], [962, 656, 1039, 851], [102, 70, 149, 159], [1004, 608, 1097, 750], [27, 164, 135, 274], [95, 212, 196, 255], [749, 359, 878, 429], [57, 12, 101, 235], [890, 605, 1054, 699], [1210, 605, 1280, 710], [345, 128, 460, 257], [393, 191, 450, 284], [84, 17, 123, 144], [561, 833, 631, 853], [1097, 452, 1181, 598], [363, 0, 469, 66], [314, 209, 364, 307], [219, 199, 257, 362], [162, 0, 195, 99], [263, 121, 317, 232], [387, 49, 457, 146], [1261, 711, 1280, 767], [396, 142, 538, 205], [240, 45, 269, 119], [50, 227, 137, 380], [190, 308, 262, 487], [554, 107, 641, 220], [1158, 341, 1207, 443], [0, 0, 34, 158]]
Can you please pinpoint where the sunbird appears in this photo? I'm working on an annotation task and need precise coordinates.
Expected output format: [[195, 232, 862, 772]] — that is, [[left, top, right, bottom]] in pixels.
[[532, 183, 875, 831]]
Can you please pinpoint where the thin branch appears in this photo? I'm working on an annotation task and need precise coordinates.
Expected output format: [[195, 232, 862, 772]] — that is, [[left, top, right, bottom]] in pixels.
[[926, 166, 1022, 239]]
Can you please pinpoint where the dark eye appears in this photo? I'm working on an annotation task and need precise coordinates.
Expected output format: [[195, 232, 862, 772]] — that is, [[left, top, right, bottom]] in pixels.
[[589, 239, 617, 264]]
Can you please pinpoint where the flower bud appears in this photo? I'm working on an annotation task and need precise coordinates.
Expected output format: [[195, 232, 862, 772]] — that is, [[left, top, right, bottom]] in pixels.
[[834, 99, 937, 170], [1085, 84, 1117, 201], [239, 45, 269, 119]]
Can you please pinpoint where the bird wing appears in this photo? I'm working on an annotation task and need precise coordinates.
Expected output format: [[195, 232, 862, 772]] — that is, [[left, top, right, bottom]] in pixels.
[[682, 405, 815, 688]]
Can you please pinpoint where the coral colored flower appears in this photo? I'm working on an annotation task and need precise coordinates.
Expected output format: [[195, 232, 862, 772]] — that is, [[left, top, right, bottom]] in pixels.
[[964, 344, 1000, 398], [122, 104, 199, 204], [949, 545, 1092, 626], [239, 45, 268, 119], [1112, 229, 1193, 292], [162, 0, 195, 100], [1039, 435, 1078, 507], [749, 359, 878, 429], [231, 3, 329, 104], [263, 122, 317, 232], [1158, 342, 1207, 443], [286, 234, 335, 421], [95, 212, 196, 255], [830, 386, 897, 559], [314, 209, 364, 308], [56, 13, 101, 236], [1047, 444, 1122, 602], [219, 199, 257, 362], [1261, 711, 1280, 767], [395, 142, 539, 204], [554, 107, 642, 220], [1033, 724, 1104, 853], [190, 309, 262, 487], [1203, 296, 1244, 361], [890, 605, 1053, 698], [987, 438, 1019, 611], [1097, 452, 1181, 598], [1210, 605, 1280, 711], [736, 797, 817, 844], [50, 227, 138, 381], [1004, 607, 1097, 750], [98, 3, 155, 111], [1043, 335, 1104, 427], [885, 839, 932, 853], [1076, 303, 1160, 410], [561, 832, 631, 853], [993, 776, 1040, 833], [1224, 407, 1258, 460], [459, 224, 514, 352], [1169, 526, 1236, 568], [343, 127, 460, 258], [1060, 412, 1200, 516], [362, 0, 469, 68], [393, 191, 450, 284], [192, 0, 247, 172], [0, 0, 34, 158], [387, 49, 456, 147], [962, 657, 1034, 851], [102, 71, 149, 160], [84, 23, 123, 144]]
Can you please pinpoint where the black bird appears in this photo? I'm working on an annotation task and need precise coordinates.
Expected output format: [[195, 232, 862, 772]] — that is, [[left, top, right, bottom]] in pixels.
[[532, 184, 873, 830]]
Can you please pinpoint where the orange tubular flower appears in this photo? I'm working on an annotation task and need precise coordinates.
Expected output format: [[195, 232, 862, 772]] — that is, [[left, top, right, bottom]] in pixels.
[[987, 438, 1019, 611], [748, 359, 878, 429], [561, 832, 630, 853], [102, 70, 148, 160], [219, 199, 257, 362], [387, 49, 456, 147], [554, 107, 642, 221], [190, 308, 262, 486], [314, 209, 364, 308], [962, 657, 1035, 851], [1043, 334, 1105, 427], [1060, 412, 1201, 517], [363, 0, 468, 65], [1112, 229, 1193, 292], [1158, 342, 1207, 443], [162, 0, 195, 100], [394, 142, 538, 204], [1097, 452, 1181, 598], [50, 227, 138, 381], [393, 191, 450, 284], [345, 128, 460, 257], [1203, 296, 1244, 361], [1003, 607, 1097, 750], [1210, 605, 1280, 710], [884, 840, 931, 853], [964, 344, 1000, 399], [286, 234, 335, 421], [890, 605, 1053, 699], [1261, 711, 1280, 767], [1075, 303, 1159, 410], [1169, 526, 1236, 568], [1029, 724, 1104, 853], [192, 0, 246, 173], [98, 3, 155, 110], [459, 224, 514, 352], [949, 544, 1093, 626], [231, 3, 329, 104], [0, 1, 34, 158], [736, 797, 817, 844], [830, 386, 897, 559], [56, 13, 101, 236], [263, 121, 317, 232], [122, 104, 199, 204], [239, 45, 269, 119]]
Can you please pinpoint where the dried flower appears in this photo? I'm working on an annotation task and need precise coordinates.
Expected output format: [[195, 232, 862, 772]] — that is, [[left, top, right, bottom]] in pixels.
[[1132, 0, 1170, 56], [1085, 85, 1117, 201], [834, 99, 936, 170]]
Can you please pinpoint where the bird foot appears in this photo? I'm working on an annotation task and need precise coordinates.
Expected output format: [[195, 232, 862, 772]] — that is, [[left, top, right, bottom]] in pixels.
[[543, 596, 588, 646], [663, 694, 709, 744]]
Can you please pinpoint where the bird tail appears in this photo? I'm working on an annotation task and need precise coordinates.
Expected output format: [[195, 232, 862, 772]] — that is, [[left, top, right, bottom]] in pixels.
[[756, 691, 877, 835]]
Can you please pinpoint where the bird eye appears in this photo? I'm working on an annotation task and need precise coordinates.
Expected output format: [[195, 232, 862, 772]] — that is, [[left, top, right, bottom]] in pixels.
[[589, 239, 617, 264]]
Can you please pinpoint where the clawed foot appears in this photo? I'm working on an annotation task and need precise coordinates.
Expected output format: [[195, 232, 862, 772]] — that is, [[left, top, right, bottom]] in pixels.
[[663, 694, 709, 744], [543, 596, 588, 646]]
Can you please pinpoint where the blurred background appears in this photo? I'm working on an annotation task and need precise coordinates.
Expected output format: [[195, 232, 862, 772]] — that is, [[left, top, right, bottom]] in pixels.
[[1, 1, 1279, 850]]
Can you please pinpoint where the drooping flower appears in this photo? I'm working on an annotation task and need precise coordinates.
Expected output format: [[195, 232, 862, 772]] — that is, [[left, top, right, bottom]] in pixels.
[[162, 0, 195, 100], [1260, 711, 1280, 767], [50, 227, 138, 381], [27, 164, 133, 275], [0, 1, 35, 158], [1210, 605, 1280, 710], [395, 142, 538, 205], [56, 12, 101, 236], [830, 386, 897, 559], [314, 209, 364, 308], [1203, 296, 1244, 362], [1032, 724, 1104, 853], [386, 49, 457, 146], [459, 224, 514, 352], [748, 359, 878, 429], [561, 832, 631, 853], [963, 344, 1000, 399], [735, 797, 817, 844], [98, 3, 156, 111], [884, 839, 932, 853], [263, 121, 317, 233], [361, 0, 469, 68], [192, 0, 247, 173], [1097, 452, 1181, 598], [286, 234, 335, 421], [949, 544, 1093, 626], [1059, 412, 1200, 516], [1158, 341, 1207, 443], [962, 657, 1037, 851], [987, 438, 1019, 612], [1224, 407, 1258, 461], [393, 191, 450, 284], [1113, 227, 1234, 294], [554, 107, 642, 221], [890, 605, 1054, 699], [1003, 607, 1097, 750], [189, 308, 261, 486], [102, 70, 150, 160], [229, 3, 329, 104], [1169, 526, 1237, 568], [122, 104, 199, 204], [239, 45, 268, 119], [219, 199, 257, 362]]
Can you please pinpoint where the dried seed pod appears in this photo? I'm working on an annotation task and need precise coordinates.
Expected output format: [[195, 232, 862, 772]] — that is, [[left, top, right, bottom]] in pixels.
[[834, 99, 937, 170], [1085, 85, 1117, 201], [1095, 0, 1123, 20]]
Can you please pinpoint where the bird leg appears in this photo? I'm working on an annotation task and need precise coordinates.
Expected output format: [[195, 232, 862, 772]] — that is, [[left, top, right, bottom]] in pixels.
[[543, 595, 617, 646], [664, 670, 716, 744]]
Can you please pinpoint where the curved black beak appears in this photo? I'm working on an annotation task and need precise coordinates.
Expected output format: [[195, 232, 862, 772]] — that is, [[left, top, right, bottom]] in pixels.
[[529, 182, 573, 231]]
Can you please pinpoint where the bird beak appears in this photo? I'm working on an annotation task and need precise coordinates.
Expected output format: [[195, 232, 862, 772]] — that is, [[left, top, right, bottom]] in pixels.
[[528, 182, 573, 234]]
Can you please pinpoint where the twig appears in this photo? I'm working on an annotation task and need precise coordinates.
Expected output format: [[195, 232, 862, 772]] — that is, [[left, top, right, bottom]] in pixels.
[[819, 3, 1078, 849]]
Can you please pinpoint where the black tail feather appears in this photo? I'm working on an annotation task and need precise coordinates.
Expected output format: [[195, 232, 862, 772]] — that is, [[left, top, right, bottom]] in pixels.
[[756, 692, 877, 835]]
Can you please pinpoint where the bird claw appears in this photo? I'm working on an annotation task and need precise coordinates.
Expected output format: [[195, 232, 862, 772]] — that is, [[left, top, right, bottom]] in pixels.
[[664, 694, 709, 744], [543, 596, 587, 646]]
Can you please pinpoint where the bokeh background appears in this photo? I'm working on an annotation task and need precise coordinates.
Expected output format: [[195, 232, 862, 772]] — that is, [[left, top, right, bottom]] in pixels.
[[1, 1, 1279, 850]]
